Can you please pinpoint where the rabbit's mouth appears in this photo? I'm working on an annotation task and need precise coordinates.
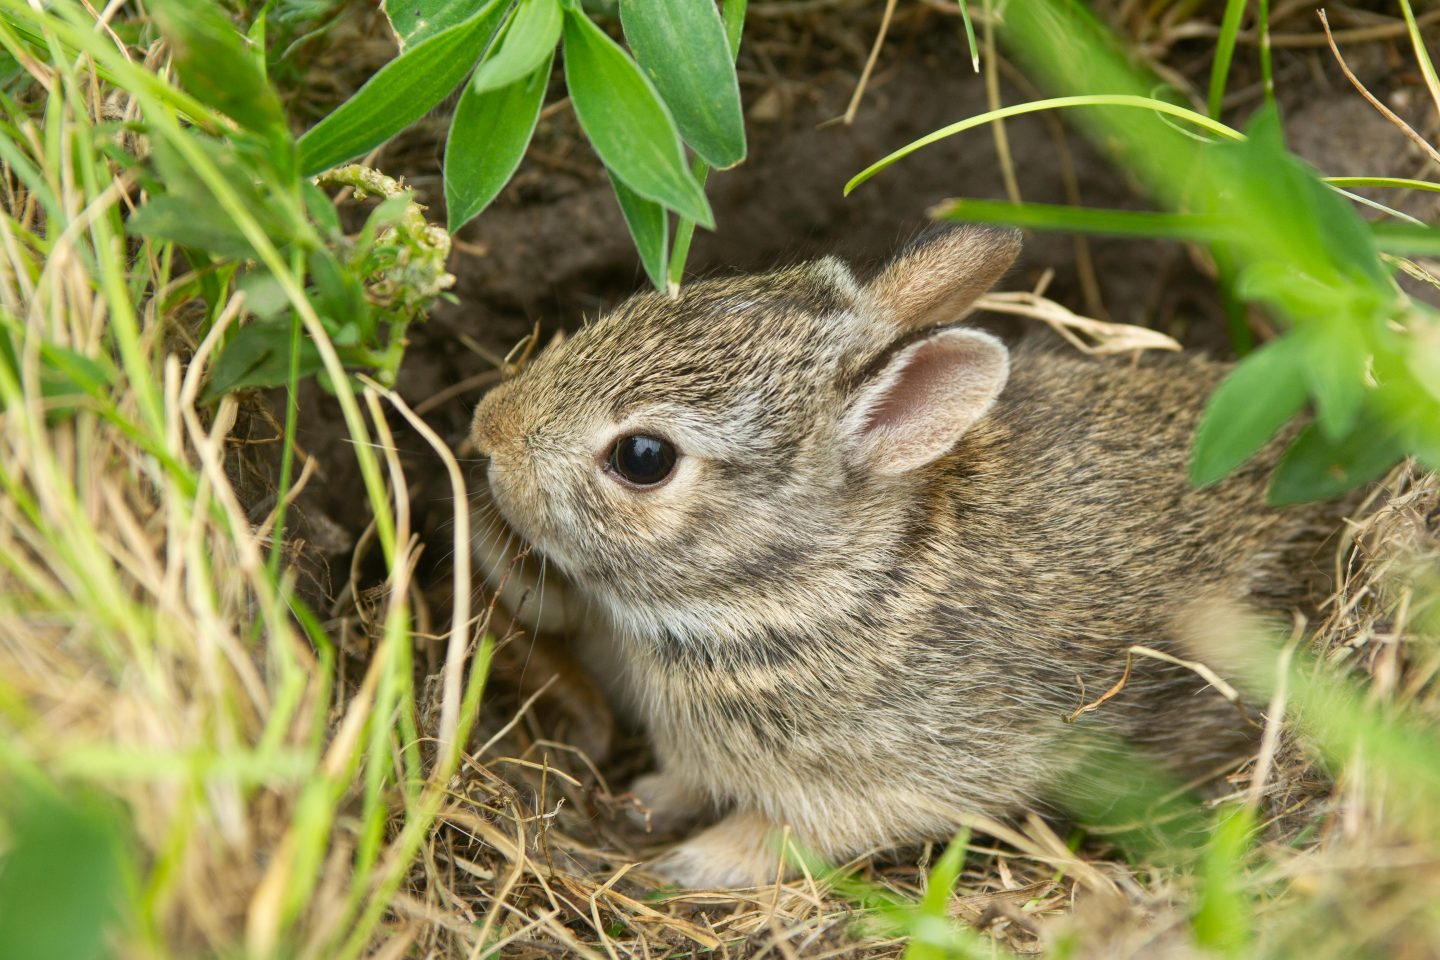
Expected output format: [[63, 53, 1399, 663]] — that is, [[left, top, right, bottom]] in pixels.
[[483, 463, 584, 575]]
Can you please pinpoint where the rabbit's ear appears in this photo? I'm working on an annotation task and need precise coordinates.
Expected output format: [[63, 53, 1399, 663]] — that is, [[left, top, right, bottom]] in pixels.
[[841, 327, 1009, 475], [866, 226, 1020, 330]]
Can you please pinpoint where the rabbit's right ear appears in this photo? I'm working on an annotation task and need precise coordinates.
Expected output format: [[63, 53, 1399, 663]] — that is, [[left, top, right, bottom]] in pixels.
[[866, 226, 1021, 331], [840, 327, 1009, 475]]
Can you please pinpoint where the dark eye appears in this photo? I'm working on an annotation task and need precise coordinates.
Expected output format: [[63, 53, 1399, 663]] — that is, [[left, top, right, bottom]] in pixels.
[[607, 434, 677, 487]]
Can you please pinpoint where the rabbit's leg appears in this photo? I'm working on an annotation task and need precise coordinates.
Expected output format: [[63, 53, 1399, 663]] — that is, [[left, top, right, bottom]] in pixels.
[[625, 771, 710, 834], [648, 810, 783, 888]]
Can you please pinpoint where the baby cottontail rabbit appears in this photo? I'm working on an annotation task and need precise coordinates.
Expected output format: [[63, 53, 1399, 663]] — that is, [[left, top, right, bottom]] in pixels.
[[468, 227, 1339, 888]]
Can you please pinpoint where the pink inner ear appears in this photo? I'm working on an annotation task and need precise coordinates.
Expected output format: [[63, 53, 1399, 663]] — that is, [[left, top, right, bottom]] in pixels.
[[863, 339, 956, 435], [848, 328, 1009, 475]]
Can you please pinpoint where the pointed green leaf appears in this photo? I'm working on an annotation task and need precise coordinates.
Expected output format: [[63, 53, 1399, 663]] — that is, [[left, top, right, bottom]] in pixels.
[[205, 322, 324, 401], [611, 174, 668, 290], [561, 8, 714, 227], [1269, 415, 1403, 505], [1190, 335, 1309, 487], [1296, 323, 1367, 441], [619, 0, 746, 168], [472, 0, 562, 94], [382, 0, 489, 49], [148, 0, 288, 147], [299, 0, 507, 176], [445, 50, 554, 232]]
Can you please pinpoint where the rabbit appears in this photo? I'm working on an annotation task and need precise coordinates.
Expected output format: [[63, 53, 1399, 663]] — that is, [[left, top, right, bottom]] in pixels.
[[467, 226, 1344, 889]]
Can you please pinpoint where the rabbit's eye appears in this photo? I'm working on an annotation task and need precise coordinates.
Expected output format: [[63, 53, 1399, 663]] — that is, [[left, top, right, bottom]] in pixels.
[[607, 434, 677, 487]]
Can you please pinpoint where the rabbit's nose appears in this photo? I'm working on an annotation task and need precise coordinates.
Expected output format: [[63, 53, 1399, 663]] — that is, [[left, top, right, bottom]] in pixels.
[[468, 386, 520, 460]]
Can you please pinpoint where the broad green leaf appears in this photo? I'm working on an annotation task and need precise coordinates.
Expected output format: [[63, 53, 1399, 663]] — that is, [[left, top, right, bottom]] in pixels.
[[129, 136, 306, 259], [1269, 415, 1403, 505], [205, 322, 324, 401], [471, 0, 562, 94], [1191, 336, 1309, 487], [382, 0, 490, 49], [561, 8, 713, 227], [148, 0, 289, 151], [620, 0, 746, 168], [0, 786, 131, 960], [611, 173, 668, 290], [1297, 323, 1367, 440], [299, 0, 507, 176], [128, 195, 258, 260], [445, 50, 554, 232]]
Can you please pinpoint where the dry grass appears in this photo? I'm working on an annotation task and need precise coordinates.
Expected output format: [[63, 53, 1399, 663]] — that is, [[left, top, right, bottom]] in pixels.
[[1, 1, 1439, 959]]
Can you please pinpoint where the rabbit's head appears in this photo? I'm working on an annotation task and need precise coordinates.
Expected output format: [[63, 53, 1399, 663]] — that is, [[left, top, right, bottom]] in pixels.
[[469, 227, 1021, 635]]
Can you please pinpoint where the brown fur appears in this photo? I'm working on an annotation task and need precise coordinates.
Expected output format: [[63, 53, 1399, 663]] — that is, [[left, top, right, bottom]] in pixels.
[[468, 228, 1343, 887]]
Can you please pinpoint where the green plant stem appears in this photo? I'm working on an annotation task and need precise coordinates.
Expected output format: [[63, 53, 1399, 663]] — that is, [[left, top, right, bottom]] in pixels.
[[665, 0, 745, 290], [268, 248, 306, 579]]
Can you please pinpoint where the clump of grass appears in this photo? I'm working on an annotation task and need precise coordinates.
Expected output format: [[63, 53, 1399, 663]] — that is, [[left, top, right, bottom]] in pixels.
[[0, 3, 486, 956]]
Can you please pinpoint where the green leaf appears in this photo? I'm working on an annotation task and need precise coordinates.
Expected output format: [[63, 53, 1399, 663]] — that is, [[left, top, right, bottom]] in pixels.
[[1296, 323, 1367, 441], [205, 322, 325, 401], [0, 785, 132, 960], [299, 0, 507, 177], [128, 195, 258, 260], [561, 8, 714, 227], [129, 135, 309, 259], [148, 0, 289, 151], [1191, 336, 1309, 487], [471, 0, 562, 94], [445, 50, 554, 232], [382, 0, 489, 49], [611, 173, 668, 290], [1269, 415, 1404, 505], [1191, 804, 1256, 956], [619, 0, 746, 168]]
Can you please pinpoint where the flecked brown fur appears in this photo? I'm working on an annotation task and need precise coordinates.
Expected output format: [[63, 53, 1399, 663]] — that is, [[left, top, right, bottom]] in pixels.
[[468, 228, 1346, 888]]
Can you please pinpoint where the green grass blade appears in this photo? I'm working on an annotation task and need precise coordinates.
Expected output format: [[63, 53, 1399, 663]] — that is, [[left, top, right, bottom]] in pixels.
[[1207, 0, 1246, 118], [1399, 0, 1440, 120], [845, 95, 1243, 195]]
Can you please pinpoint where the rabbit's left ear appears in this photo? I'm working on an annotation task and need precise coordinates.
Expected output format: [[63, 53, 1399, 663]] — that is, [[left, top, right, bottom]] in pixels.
[[867, 225, 1021, 330], [840, 326, 1009, 475]]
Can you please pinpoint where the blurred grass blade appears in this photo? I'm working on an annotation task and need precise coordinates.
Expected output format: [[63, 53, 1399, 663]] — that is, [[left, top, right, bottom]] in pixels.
[[445, 49, 554, 231], [845, 95, 1242, 195], [470, 0, 561, 94], [957, 0, 979, 73], [148, 0, 289, 152], [1191, 336, 1309, 487], [933, 197, 1240, 243], [619, 0, 747, 169], [0, 785, 132, 960], [299, 0, 505, 176], [611, 174, 669, 290], [1371, 222, 1440, 255], [1191, 804, 1257, 956], [381, 0, 489, 49], [1325, 176, 1440, 193], [1399, 0, 1440, 118], [562, 6, 713, 226], [1207, 0, 1246, 119]]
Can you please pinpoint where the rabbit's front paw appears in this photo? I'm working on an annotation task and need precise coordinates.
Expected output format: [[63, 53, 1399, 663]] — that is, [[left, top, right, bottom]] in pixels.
[[648, 811, 784, 889]]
